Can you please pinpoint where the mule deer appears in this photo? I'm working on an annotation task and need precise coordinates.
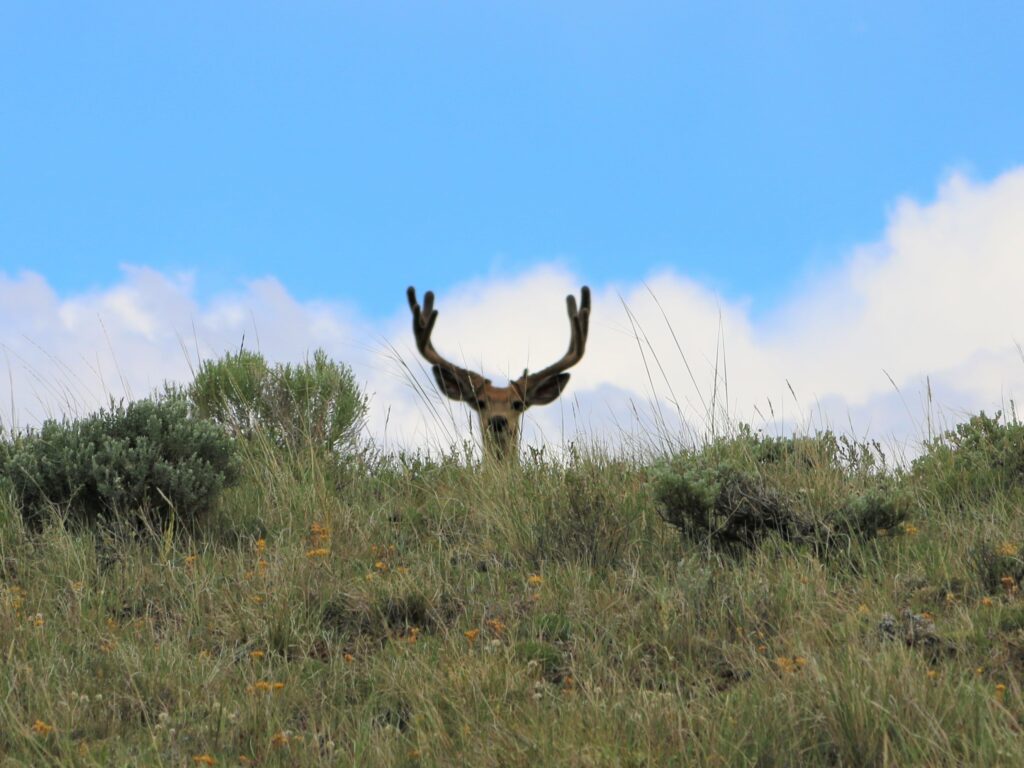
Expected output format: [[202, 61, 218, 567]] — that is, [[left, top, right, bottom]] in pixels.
[[407, 285, 590, 460]]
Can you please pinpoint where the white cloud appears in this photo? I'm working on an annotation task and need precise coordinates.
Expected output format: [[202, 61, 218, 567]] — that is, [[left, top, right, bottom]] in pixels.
[[3, 167, 1024, 458]]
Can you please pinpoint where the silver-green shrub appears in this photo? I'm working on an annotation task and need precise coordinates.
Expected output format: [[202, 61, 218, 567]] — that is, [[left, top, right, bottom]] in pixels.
[[911, 411, 1024, 505], [652, 427, 907, 554], [188, 348, 367, 456], [1, 391, 238, 529]]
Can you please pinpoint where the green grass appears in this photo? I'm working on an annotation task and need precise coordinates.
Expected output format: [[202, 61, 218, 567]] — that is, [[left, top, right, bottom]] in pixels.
[[2, 434, 1024, 767]]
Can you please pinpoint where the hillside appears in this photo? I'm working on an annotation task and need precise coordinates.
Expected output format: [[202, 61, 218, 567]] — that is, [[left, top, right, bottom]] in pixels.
[[2, 375, 1023, 766]]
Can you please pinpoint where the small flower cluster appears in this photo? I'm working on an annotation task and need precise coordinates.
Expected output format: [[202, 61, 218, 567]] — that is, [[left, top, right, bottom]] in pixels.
[[774, 656, 808, 674], [307, 522, 331, 558], [365, 544, 408, 579], [244, 538, 269, 580], [247, 680, 286, 694], [402, 627, 421, 644], [526, 574, 543, 602], [31, 719, 54, 736], [2, 584, 26, 620]]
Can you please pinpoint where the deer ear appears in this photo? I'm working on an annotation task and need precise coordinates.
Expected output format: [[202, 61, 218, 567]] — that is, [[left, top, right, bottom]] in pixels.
[[432, 366, 483, 406], [526, 373, 570, 406]]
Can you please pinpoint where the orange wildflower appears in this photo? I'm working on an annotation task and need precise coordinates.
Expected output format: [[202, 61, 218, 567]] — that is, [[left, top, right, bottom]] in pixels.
[[31, 720, 54, 736]]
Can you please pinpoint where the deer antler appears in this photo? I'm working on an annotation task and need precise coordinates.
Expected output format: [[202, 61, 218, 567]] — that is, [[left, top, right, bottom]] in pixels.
[[407, 286, 488, 401], [518, 286, 590, 401]]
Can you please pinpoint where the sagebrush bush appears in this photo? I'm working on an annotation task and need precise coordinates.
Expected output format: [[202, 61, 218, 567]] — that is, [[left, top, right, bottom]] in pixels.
[[911, 411, 1024, 506], [651, 458, 809, 551], [0, 391, 238, 529], [189, 348, 368, 457], [652, 428, 907, 553]]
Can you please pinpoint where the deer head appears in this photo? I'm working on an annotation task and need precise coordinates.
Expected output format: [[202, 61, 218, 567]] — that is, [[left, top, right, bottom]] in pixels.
[[407, 285, 590, 460]]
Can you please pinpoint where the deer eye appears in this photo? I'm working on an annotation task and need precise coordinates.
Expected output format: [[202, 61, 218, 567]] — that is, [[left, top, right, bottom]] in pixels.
[[476, 399, 487, 409], [512, 401, 525, 412]]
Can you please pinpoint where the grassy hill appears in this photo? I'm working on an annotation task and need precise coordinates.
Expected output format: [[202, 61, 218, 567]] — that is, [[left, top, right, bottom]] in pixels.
[[2, 371, 1023, 766]]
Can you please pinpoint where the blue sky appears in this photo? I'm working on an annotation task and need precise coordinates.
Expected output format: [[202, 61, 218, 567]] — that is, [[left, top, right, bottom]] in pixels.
[[3, 2, 1024, 450], [4, 2, 1022, 317]]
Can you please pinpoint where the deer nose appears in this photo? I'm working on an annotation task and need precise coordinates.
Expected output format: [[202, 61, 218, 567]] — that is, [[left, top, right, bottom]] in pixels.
[[487, 416, 509, 433]]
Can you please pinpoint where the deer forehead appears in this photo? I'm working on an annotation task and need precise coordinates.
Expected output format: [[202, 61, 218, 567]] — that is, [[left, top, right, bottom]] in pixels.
[[479, 383, 524, 403]]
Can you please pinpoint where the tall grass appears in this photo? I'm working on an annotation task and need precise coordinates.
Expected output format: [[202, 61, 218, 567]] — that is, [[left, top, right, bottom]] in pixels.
[[2, 414, 1024, 766]]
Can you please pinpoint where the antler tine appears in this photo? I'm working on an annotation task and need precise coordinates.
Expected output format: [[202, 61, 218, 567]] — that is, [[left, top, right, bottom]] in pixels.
[[407, 286, 438, 361], [522, 286, 591, 388], [407, 286, 480, 381]]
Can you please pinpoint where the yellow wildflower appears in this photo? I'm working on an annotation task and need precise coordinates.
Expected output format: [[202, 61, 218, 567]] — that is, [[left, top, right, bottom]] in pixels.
[[527, 574, 543, 587], [486, 618, 507, 634], [996, 683, 1007, 701], [927, 669, 938, 679], [996, 543, 1019, 557], [192, 755, 217, 766], [374, 560, 388, 571], [343, 653, 355, 663], [31, 720, 54, 736], [774, 656, 806, 673], [464, 629, 480, 643], [902, 523, 919, 536], [306, 548, 330, 558], [271, 731, 290, 747], [981, 596, 994, 607], [256, 538, 267, 553], [249, 650, 265, 660]]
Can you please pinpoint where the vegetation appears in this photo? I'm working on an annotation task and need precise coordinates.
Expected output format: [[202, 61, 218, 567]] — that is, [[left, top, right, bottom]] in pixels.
[[2, 373, 1024, 766], [652, 427, 908, 554], [0, 391, 238, 531], [188, 348, 368, 457]]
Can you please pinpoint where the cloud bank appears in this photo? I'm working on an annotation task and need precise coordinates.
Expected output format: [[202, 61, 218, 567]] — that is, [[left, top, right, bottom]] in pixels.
[[3, 168, 1024, 458]]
